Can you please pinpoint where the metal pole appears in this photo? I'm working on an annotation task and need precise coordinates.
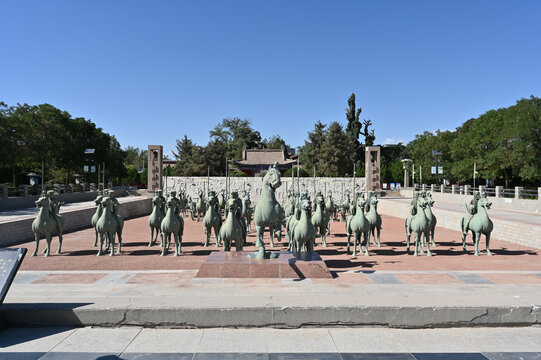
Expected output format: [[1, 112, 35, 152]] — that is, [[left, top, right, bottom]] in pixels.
[[473, 162, 476, 189], [353, 163, 356, 194]]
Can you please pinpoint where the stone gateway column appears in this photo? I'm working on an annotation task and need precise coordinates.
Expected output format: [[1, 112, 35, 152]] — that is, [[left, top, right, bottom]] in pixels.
[[365, 146, 381, 192], [147, 145, 163, 192]]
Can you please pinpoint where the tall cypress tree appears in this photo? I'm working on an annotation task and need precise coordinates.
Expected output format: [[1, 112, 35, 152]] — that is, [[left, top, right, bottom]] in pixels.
[[345, 93, 362, 163]]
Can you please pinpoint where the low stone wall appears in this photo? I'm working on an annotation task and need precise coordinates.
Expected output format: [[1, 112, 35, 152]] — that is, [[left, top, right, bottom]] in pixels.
[[399, 189, 541, 214], [0, 189, 126, 212], [163, 176, 366, 203], [378, 198, 541, 249], [0, 197, 152, 247]]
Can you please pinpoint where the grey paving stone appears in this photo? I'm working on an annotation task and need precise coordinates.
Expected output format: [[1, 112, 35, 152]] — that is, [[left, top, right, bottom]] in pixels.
[[50, 327, 141, 353], [269, 354, 341, 360], [121, 354, 194, 360], [412, 354, 488, 360], [450, 273, 494, 284], [483, 352, 541, 360], [0, 353, 45, 360], [194, 354, 267, 360], [13, 273, 48, 284], [365, 273, 403, 284], [189, 278, 221, 284], [0, 327, 76, 352], [341, 354, 415, 360], [38, 353, 119, 360]]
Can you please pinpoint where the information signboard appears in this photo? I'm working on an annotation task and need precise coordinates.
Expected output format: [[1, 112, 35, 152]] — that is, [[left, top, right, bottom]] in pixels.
[[0, 248, 27, 305]]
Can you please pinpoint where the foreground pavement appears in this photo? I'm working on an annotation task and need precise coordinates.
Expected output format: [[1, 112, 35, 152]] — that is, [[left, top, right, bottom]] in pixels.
[[3, 269, 541, 328], [1, 326, 541, 360]]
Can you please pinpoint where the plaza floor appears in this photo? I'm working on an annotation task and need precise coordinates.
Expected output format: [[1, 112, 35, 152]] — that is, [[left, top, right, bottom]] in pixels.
[[1, 326, 541, 360]]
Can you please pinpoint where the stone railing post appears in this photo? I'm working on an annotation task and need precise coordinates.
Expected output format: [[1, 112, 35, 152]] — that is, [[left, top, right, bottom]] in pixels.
[[19, 185, 29, 196], [90, 183, 96, 192], [421, 184, 426, 191], [440, 184, 445, 193], [464, 185, 471, 195], [430, 184, 435, 193], [495, 186, 503, 198], [515, 186, 523, 199], [478, 185, 485, 194], [0, 184, 7, 198], [451, 185, 457, 194], [538, 187, 541, 201]]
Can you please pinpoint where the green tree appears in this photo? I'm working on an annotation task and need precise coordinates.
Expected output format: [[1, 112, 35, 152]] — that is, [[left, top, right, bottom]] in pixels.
[[345, 93, 362, 163], [262, 134, 287, 150], [320, 122, 350, 176], [210, 117, 262, 160], [299, 120, 326, 175]]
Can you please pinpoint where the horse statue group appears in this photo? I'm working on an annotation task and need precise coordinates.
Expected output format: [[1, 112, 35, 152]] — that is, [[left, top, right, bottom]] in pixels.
[[92, 190, 124, 256], [146, 189, 185, 255], [344, 191, 383, 256]]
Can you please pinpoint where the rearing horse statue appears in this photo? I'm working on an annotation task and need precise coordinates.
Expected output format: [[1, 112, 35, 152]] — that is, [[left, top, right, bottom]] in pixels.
[[253, 164, 282, 258]]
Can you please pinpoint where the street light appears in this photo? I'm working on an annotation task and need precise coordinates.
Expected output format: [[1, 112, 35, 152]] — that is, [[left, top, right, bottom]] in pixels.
[[401, 159, 412, 188], [432, 150, 441, 185]]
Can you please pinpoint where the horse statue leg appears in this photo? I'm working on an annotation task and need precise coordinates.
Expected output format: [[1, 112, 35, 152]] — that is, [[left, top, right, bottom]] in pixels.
[[413, 231, 420, 256], [424, 231, 432, 256], [44, 233, 52, 257], [161, 232, 168, 256], [32, 231, 41, 257], [474, 231, 481, 256], [485, 232, 492, 256]]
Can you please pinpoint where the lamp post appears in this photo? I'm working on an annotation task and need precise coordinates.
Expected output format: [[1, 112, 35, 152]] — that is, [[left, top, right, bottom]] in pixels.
[[432, 150, 441, 185], [401, 159, 412, 188]]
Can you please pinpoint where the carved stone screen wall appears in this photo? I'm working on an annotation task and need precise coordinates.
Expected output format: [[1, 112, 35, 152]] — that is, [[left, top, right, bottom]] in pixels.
[[163, 176, 365, 203]]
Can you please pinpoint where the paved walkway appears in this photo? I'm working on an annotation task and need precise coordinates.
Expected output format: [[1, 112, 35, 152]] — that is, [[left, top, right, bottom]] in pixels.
[[1, 326, 541, 360]]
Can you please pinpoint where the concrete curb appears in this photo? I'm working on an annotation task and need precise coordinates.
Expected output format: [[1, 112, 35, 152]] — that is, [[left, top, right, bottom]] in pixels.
[[2, 305, 540, 329]]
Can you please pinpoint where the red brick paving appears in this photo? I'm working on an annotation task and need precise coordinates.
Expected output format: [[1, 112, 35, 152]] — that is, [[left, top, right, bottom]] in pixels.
[[10, 213, 541, 272]]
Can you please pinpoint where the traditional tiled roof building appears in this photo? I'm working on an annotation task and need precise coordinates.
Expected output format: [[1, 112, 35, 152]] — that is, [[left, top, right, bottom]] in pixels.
[[235, 145, 296, 176]]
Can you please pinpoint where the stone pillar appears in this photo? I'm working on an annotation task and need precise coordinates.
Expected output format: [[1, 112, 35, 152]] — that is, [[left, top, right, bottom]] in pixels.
[[19, 185, 29, 196], [440, 184, 445, 193], [464, 185, 471, 195], [90, 183, 96, 192], [495, 186, 503, 198], [538, 187, 541, 201], [430, 184, 435, 193], [515, 186, 523, 199], [0, 184, 7, 198], [422, 184, 427, 191], [451, 185, 457, 194], [365, 146, 381, 192], [148, 145, 164, 192], [478, 185, 485, 194]]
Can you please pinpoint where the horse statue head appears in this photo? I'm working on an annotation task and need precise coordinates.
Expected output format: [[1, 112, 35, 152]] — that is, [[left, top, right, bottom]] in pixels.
[[478, 195, 492, 211], [94, 194, 104, 206], [262, 165, 281, 192], [35, 195, 50, 210]]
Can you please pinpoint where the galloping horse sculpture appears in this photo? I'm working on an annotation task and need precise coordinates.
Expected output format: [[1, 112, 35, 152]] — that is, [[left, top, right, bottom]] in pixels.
[[220, 198, 244, 251], [461, 194, 494, 256], [203, 191, 222, 247], [96, 197, 124, 256], [91, 192, 104, 247], [148, 189, 165, 247], [405, 196, 431, 256], [32, 195, 64, 257], [311, 192, 329, 247], [365, 193, 382, 247], [253, 163, 282, 258], [290, 198, 316, 252], [195, 190, 206, 222], [346, 194, 370, 256], [241, 191, 253, 232]]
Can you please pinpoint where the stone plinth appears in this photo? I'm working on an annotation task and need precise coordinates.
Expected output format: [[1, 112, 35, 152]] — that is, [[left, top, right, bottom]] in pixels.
[[196, 251, 333, 279]]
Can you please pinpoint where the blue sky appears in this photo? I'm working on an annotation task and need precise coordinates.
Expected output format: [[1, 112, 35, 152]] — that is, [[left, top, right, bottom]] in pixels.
[[1, 1, 540, 157]]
